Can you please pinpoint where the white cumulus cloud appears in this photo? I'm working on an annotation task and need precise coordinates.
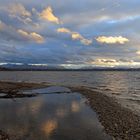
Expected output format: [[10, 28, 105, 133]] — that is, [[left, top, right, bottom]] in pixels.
[[96, 36, 129, 44]]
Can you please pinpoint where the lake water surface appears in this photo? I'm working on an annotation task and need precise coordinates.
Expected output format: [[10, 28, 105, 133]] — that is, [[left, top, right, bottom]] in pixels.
[[0, 71, 139, 114], [0, 86, 111, 140]]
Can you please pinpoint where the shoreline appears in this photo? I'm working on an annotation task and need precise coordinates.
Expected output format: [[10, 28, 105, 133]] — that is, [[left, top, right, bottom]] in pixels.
[[0, 81, 140, 140], [0, 81, 48, 98], [70, 86, 140, 140]]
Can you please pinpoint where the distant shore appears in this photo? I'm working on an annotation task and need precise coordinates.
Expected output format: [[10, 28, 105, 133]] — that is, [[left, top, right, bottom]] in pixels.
[[1, 67, 140, 71], [0, 81, 140, 140]]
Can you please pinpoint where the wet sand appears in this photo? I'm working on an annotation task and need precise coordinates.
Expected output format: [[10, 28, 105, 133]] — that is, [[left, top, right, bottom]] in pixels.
[[0, 81, 47, 91], [0, 81, 47, 99], [0, 81, 140, 140]]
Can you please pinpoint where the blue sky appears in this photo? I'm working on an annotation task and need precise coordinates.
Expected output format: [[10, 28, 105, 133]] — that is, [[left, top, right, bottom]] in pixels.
[[0, 0, 140, 68]]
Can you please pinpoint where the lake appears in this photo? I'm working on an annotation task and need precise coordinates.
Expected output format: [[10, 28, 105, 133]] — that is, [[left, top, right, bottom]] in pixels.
[[0, 86, 111, 140], [0, 71, 139, 114]]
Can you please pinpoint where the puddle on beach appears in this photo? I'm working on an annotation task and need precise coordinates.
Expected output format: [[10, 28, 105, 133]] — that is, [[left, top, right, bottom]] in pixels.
[[0, 86, 112, 140], [23, 86, 71, 94]]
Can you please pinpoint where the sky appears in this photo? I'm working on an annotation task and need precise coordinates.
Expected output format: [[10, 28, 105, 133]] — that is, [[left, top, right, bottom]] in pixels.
[[0, 0, 140, 68]]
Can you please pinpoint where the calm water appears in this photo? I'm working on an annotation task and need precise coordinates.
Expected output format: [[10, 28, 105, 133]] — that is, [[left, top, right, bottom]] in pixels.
[[0, 71, 139, 93], [0, 71, 139, 113], [0, 87, 111, 140]]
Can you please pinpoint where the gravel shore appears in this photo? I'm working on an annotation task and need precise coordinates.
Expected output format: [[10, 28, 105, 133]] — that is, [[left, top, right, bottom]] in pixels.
[[71, 86, 140, 140]]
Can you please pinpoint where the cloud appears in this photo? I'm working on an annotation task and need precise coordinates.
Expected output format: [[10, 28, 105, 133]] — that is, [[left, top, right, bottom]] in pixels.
[[136, 51, 140, 55], [71, 33, 92, 46], [17, 29, 45, 43], [0, 20, 5, 30], [0, 3, 36, 26], [40, 6, 60, 24], [7, 3, 31, 17], [86, 58, 140, 67], [0, 20, 19, 41], [0, 20, 44, 44], [71, 33, 83, 40], [96, 36, 129, 44], [87, 58, 119, 67], [57, 28, 92, 45], [57, 28, 71, 34], [95, 58, 118, 64]]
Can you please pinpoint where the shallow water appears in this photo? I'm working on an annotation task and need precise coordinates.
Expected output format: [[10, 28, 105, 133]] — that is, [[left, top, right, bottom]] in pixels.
[[0, 71, 139, 114], [23, 86, 71, 94], [0, 87, 111, 140]]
